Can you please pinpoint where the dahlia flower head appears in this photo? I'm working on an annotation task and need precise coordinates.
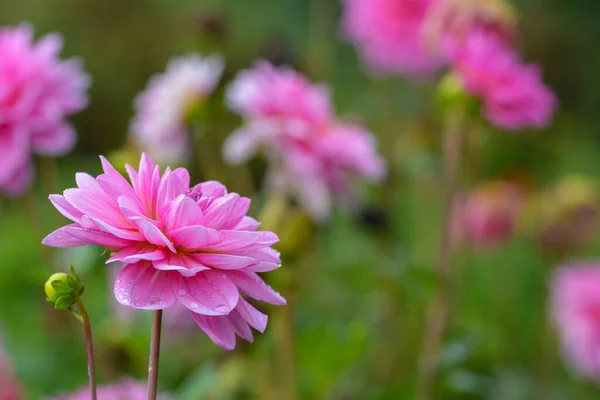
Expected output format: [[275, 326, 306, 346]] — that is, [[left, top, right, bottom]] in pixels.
[[551, 263, 600, 379], [0, 23, 90, 196], [130, 53, 224, 164], [43, 153, 285, 350], [447, 27, 557, 130], [451, 181, 525, 249], [224, 61, 386, 221], [342, 0, 445, 77], [47, 378, 170, 400]]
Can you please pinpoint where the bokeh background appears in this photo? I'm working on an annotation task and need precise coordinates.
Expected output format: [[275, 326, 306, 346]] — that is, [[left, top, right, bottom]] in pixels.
[[2, 0, 600, 398]]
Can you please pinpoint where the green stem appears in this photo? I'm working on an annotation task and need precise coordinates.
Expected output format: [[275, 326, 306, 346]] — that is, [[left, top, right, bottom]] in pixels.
[[415, 109, 465, 400], [75, 297, 97, 400], [147, 310, 163, 400]]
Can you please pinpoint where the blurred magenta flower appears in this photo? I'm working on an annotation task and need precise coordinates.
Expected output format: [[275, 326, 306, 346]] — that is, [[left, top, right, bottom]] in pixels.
[[0, 344, 21, 400], [42, 153, 284, 350], [47, 378, 169, 400], [0, 23, 90, 196], [341, 0, 444, 77], [451, 181, 525, 249], [224, 61, 386, 221], [447, 27, 557, 129], [552, 264, 600, 379], [130, 54, 224, 164]]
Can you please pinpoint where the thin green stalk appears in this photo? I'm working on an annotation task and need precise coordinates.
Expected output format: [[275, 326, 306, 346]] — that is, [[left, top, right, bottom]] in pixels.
[[75, 297, 97, 400], [416, 109, 465, 400], [147, 310, 163, 400]]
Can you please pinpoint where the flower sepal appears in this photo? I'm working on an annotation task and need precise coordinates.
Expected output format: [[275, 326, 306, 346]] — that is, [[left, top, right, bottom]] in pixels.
[[45, 267, 84, 311]]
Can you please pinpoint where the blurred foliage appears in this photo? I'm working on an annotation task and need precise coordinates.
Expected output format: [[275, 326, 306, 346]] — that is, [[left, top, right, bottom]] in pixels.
[[1, 0, 600, 399]]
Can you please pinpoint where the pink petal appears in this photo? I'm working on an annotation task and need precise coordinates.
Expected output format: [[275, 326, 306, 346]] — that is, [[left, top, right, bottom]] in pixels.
[[106, 243, 165, 264], [244, 261, 281, 273], [174, 270, 240, 315], [203, 194, 251, 230], [204, 230, 279, 252], [118, 195, 147, 220], [63, 226, 134, 249], [157, 169, 186, 207], [194, 253, 258, 270], [173, 168, 190, 189], [31, 124, 76, 155], [197, 181, 227, 198], [169, 225, 221, 250], [228, 311, 254, 342], [191, 313, 236, 350], [130, 217, 176, 252], [235, 216, 261, 231], [42, 225, 90, 247], [153, 252, 210, 276], [80, 216, 140, 240], [114, 263, 176, 310], [226, 271, 286, 305], [235, 297, 268, 332], [49, 194, 83, 222], [160, 195, 205, 233], [63, 188, 129, 229]]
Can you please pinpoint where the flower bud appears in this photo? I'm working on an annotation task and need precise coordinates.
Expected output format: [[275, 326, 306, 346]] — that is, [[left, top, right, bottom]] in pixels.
[[44, 268, 84, 310]]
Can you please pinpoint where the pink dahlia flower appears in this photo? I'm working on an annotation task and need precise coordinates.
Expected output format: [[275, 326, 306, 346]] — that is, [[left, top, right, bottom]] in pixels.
[[47, 378, 170, 400], [0, 344, 21, 400], [451, 181, 525, 249], [130, 54, 224, 164], [448, 28, 557, 129], [224, 61, 386, 221], [552, 264, 600, 379], [341, 0, 444, 77], [42, 153, 285, 350], [0, 24, 90, 196]]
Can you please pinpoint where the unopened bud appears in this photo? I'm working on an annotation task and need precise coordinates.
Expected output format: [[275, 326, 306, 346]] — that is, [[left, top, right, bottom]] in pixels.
[[45, 268, 84, 310]]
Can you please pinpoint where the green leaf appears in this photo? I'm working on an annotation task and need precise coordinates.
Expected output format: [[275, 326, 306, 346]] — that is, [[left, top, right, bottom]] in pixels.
[[66, 275, 79, 290], [50, 280, 71, 294], [54, 295, 75, 310]]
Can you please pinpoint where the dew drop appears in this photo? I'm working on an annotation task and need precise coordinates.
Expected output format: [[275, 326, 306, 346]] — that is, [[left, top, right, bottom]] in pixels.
[[222, 274, 227, 279], [178, 289, 186, 295], [215, 305, 229, 313], [190, 302, 199, 309]]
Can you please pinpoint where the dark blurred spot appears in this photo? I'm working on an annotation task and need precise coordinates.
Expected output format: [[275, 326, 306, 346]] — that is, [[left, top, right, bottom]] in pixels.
[[191, 11, 227, 42], [357, 206, 389, 233], [260, 35, 297, 67]]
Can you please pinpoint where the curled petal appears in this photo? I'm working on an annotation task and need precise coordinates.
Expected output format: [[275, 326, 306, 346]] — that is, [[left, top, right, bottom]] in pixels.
[[153, 252, 210, 276], [235, 297, 268, 332], [106, 243, 165, 264], [226, 271, 286, 305], [191, 313, 236, 350], [194, 253, 258, 270], [49, 194, 83, 222], [169, 225, 221, 250], [130, 217, 176, 253]]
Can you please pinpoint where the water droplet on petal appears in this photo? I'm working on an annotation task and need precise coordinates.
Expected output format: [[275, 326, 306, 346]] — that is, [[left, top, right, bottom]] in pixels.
[[190, 302, 199, 309], [222, 274, 227, 279], [178, 289, 186, 295], [215, 305, 229, 313]]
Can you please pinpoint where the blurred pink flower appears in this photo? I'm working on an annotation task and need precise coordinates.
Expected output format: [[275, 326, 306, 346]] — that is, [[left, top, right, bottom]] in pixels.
[[552, 264, 600, 379], [448, 28, 557, 129], [43, 153, 284, 350], [130, 54, 224, 164], [451, 181, 525, 249], [224, 61, 386, 221], [0, 23, 90, 196], [341, 0, 444, 77], [0, 344, 21, 400], [47, 378, 170, 400]]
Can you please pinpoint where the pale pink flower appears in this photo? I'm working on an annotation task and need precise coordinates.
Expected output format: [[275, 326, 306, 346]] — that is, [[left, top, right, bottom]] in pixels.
[[47, 378, 170, 400], [130, 54, 224, 164], [552, 264, 600, 379], [224, 61, 386, 221], [43, 153, 284, 350], [0, 24, 90, 196], [0, 343, 21, 400], [341, 0, 444, 77], [451, 181, 525, 249], [448, 28, 557, 129]]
